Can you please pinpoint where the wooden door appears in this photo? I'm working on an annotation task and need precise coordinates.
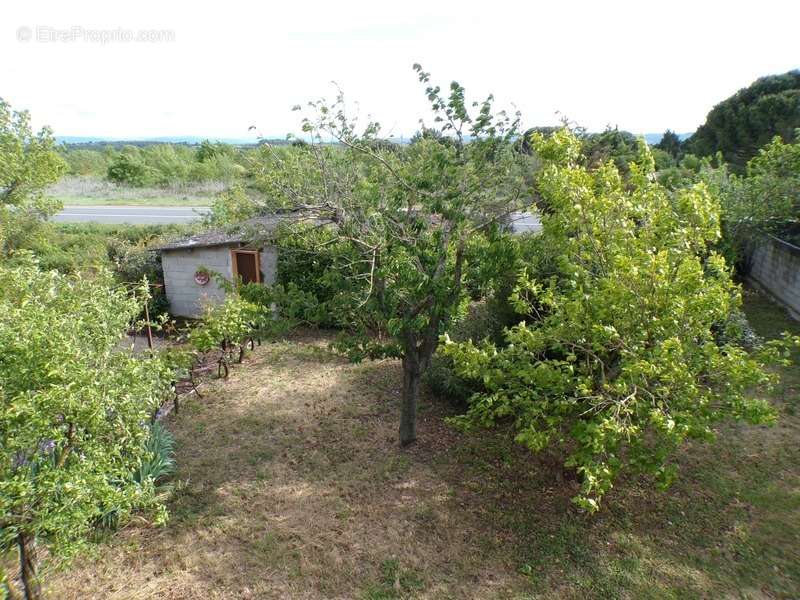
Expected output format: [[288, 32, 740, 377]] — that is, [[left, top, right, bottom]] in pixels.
[[232, 250, 261, 284]]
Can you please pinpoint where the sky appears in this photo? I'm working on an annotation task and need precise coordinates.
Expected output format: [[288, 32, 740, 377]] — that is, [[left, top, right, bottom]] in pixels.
[[2, 0, 799, 141]]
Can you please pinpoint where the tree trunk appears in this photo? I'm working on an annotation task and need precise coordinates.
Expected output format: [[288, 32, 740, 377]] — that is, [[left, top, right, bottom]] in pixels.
[[17, 534, 42, 600], [399, 353, 421, 446]]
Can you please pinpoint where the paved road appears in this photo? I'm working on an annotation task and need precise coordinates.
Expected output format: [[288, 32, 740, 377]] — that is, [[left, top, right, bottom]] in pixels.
[[509, 211, 542, 234], [54, 206, 211, 224], [53, 206, 542, 232]]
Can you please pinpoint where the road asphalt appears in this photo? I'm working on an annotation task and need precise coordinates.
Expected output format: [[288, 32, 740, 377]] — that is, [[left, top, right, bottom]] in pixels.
[[54, 206, 211, 224], [53, 206, 542, 233]]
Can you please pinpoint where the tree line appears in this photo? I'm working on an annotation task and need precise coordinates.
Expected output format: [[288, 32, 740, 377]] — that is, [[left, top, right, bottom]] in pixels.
[[656, 70, 800, 170], [60, 140, 248, 186]]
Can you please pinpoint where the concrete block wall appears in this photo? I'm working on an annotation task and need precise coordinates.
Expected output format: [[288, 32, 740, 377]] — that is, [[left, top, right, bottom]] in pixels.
[[748, 237, 800, 319], [162, 246, 232, 317], [259, 246, 278, 285]]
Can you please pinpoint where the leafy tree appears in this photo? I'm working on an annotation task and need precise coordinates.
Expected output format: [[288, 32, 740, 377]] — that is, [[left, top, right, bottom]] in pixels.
[[686, 70, 800, 169], [196, 139, 219, 162], [442, 128, 795, 511], [650, 147, 676, 171], [269, 223, 367, 329], [580, 127, 641, 175], [658, 135, 800, 266], [516, 126, 561, 154], [250, 65, 532, 445], [195, 139, 231, 163], [140, 144, 191, 185], [740, 135, 800, 232], [106, 149, 152, 187], [188, 293, 262, 369], [0, 264, 173, 599], [719, 135, 800, 258], [654, 129, 682, 158], [206, 185, 260, 224], [0, 98, 67, 257], [59, 148, 110, 177], [188, 153, 243, 182]]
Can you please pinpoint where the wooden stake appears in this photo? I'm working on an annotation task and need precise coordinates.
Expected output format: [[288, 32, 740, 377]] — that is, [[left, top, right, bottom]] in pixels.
[[144, 297, 154, 350]]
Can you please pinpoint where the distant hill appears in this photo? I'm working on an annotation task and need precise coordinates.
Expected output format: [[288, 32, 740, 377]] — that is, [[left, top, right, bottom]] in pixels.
[[56, 132, 698, 149], [641, 132, 693, 145], [55, 135, 264, 146]]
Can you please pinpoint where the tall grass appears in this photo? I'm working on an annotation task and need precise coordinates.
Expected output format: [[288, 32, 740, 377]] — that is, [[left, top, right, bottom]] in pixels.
[[47, 175, 227, 202]]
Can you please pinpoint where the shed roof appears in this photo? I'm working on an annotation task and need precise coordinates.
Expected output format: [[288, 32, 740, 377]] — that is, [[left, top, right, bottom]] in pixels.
[[155, 216, 286, 251]]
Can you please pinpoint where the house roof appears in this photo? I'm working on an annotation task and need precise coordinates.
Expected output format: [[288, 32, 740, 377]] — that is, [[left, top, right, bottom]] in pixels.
[[155, 215, 286, 251]]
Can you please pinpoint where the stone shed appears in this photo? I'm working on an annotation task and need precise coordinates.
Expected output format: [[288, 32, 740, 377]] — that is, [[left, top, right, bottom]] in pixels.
[[156, 216, 283, 318]]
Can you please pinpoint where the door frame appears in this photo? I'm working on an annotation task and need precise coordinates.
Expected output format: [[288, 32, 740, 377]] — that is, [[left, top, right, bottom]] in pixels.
[[231, 248, 262, 284]]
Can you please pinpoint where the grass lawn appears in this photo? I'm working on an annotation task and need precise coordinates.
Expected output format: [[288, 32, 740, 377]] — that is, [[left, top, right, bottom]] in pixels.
[[43, 290, 800, 599]]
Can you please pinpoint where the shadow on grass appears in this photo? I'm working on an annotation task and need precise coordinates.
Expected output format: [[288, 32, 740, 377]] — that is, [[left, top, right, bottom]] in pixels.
[[422, 397, 800, 597], [46, 311, 800, 598]]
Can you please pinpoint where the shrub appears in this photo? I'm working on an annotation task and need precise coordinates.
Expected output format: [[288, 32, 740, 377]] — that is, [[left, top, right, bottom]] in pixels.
[[189, 154, 243, 182], [443, 128, 797, 511], [714, 308, 763, 351], [134, 422, 177, 485], [100, 421, 177, 530], [141, 144, 191, 185], [423, 353, 482, 405], [239, 281, 320, 333], [207, 185, 260, 225], [188, 294, 267, 373], [273, 224, 366, 329], [0, 264, 174, 595], [189, 295, 257, 351], [61, 148, 110, 177], [107, 153, 153, 187], [108, 239, 162, 283], [423, 302, 494, 405]]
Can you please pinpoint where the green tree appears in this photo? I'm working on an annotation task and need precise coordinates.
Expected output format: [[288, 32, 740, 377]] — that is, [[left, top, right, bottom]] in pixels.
[[659, 135, 800, 267], [686, 70, 800, 169], [195, 139, 231, 162], [0, 98, 67, 257], [0, 264, 173, 599], [740, 135, 800, 234], [250, 66, 532, 445], [655, 129, 682, 158], [140, 144, 191, 185], [443, 128, 795, 510], [59, 148, 109, 177], [106, 147, 152, 187], [580, 127, 641, 175], [718, 135, 800, 260]]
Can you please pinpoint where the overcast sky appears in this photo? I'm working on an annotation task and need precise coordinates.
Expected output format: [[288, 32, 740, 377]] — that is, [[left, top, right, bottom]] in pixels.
[[3, 0, 798, 140]]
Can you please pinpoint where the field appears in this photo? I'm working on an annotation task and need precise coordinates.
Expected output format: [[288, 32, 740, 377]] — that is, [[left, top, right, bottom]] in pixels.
[[43, 289, 800, 599], [47, 176, 219, 207]]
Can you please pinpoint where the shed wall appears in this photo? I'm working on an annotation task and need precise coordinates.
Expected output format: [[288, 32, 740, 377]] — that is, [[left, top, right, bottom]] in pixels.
[[162, 246, 233, 317], [259, 247, 278, 285], [162, 244, 279, 317]]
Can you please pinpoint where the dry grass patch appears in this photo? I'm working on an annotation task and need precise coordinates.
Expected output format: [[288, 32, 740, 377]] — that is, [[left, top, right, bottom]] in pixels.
[[43, 295, 800, 598], [46, 332, 524, 599]]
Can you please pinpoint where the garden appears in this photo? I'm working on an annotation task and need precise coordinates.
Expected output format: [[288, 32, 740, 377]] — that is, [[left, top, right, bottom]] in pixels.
[[40, 289, 800, 599], [2, 69, 800, 599]]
